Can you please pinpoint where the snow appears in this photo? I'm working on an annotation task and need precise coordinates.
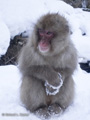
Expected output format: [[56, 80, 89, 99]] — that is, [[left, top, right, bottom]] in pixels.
[[0, 65, 90, 120], [0, 0, 90, 60], [68, 9, 90, 60], [0, 0, 90, 120], [0, 19, 10, 56]]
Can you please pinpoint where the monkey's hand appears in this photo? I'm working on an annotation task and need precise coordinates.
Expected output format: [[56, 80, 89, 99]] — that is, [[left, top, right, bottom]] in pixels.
[[44, 73, 63, 95]]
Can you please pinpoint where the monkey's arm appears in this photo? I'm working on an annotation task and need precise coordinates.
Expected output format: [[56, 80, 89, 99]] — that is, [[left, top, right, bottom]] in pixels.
[[23, 65, 63, 95], [55, 67, 75, 80], [23, 65, 62, 87]]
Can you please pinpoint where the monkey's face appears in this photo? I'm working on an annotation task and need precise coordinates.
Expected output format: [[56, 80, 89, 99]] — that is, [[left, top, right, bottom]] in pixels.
[[37, 28, 55, 54], [34, 13, 70, 56]]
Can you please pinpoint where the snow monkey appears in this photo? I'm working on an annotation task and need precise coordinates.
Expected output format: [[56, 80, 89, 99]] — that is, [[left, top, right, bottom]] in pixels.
[[18, 13, 77, 118]]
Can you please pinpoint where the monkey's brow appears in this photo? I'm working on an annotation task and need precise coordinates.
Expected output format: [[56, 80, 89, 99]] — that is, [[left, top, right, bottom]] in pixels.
[[38, 28, 44, 31]]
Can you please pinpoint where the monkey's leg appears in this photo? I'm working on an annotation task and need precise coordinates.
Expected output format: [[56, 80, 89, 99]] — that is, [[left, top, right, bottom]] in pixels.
[[20, 76, 47, 112], [52, 76, 75, 110], [54, 77, 75, 110], [48, 103, 62, 115]]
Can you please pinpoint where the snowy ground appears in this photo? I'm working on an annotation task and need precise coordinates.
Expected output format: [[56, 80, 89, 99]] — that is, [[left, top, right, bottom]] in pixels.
[[0, 0, 90, 120], [0, 65, 90, 120]]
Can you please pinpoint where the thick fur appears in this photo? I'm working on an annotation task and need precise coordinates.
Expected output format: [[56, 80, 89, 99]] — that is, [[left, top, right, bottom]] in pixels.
[[18, 13, 77, 117]]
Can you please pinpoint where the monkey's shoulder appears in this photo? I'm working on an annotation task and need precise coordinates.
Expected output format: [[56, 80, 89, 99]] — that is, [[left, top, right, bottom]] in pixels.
[[23, 42, 77, 69]]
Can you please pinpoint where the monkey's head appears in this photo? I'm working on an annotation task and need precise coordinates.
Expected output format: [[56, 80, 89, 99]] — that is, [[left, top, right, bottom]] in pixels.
[[32, 13, 70, 56]]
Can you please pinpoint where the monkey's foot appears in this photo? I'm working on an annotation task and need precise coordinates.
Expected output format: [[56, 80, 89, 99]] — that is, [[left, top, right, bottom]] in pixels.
[[35, 107, 51, 119], [45, 73, 63, 95], [35, 104, 62, 119], [48, 104, 63, 115]]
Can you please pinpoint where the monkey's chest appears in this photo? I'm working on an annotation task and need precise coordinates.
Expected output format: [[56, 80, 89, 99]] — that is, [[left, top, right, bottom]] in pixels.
[[45, 57, 63, 69]]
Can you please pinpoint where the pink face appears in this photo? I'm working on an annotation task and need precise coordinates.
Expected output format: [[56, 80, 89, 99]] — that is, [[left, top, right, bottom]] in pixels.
[[38, 29, 54, 54]]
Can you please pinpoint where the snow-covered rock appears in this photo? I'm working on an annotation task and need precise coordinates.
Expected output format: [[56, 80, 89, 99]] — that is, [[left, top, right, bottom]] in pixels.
[[0, 19, 10, 56]]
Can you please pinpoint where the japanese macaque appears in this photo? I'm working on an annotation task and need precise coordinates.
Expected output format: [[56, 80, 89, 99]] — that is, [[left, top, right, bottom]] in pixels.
[[18, 13, 77, 118]]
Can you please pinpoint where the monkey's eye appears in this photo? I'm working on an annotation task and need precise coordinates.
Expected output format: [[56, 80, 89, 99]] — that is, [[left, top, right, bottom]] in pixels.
[[38, 28, 54, 38], [47, 32, 53, 35], [46, 31, 55, 38]]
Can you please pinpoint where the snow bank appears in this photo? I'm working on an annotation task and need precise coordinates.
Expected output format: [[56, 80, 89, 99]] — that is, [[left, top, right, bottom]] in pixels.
[[68, 9, 90, 60], [0, 0, 48, 38], [0, 65, 90, 120], [0, 0, 74, 39], [0, 19, 10, 56], [0, 0, 90, 60]]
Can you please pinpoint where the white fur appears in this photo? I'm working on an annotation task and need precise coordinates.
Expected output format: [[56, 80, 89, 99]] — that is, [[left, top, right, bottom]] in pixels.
[[38, 45, 50, 54]]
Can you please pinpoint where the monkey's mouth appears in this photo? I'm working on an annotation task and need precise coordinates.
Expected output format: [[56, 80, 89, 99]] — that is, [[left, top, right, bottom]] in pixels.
[[38, 40, 50, 53]]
